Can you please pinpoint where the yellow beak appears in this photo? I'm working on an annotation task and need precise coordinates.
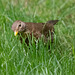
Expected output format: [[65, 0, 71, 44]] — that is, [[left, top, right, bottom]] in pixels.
[[14, 31, 18, 36]]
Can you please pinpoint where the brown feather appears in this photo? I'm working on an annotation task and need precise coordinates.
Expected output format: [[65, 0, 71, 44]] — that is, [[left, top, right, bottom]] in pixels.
[[11, 20, 59, 44]]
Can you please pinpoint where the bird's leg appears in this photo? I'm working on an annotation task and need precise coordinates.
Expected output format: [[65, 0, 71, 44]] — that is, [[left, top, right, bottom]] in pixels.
[[51, 28, 54, 43]]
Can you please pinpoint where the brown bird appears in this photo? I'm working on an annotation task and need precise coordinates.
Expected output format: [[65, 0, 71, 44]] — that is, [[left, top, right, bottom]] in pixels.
[[11, 20, 59, 44]]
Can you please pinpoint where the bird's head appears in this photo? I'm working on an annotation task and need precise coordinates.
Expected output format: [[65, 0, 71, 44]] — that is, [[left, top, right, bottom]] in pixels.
[[11, 20, 26, 36]]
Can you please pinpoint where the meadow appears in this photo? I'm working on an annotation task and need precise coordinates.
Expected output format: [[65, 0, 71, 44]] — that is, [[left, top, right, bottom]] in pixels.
[[0, 0, 75, 75]]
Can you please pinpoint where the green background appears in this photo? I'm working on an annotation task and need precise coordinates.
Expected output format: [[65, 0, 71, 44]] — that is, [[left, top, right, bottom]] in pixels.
[[0, 0, 75, 75]]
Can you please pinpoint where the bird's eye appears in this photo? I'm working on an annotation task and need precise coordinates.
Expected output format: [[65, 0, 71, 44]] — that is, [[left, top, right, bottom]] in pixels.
[[19, 24, 21, 27]]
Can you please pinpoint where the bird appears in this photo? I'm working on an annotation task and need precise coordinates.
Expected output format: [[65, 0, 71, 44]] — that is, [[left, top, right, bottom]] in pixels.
[[11, 20, 59, 45]]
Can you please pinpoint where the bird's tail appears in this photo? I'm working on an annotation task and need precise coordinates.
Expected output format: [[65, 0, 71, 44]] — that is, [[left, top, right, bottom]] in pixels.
[[46, 20, 59, 25], [43, 20, 59, 32], [42, 20, 59, 43]]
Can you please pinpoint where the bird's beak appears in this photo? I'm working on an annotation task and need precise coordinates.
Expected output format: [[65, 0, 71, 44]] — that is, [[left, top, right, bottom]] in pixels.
[[14, 31, 18, 36]]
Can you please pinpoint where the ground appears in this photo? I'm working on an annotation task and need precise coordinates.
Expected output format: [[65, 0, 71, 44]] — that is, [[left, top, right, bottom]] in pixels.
[[0, 0, 75, 75]]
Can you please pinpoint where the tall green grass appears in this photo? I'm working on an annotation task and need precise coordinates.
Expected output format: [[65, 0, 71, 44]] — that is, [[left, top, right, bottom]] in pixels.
[[0, 0, 75, 75]]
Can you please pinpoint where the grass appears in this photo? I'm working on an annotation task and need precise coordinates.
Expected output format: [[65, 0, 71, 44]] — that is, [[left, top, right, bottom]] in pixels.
[[0, 0, 75, 75]]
